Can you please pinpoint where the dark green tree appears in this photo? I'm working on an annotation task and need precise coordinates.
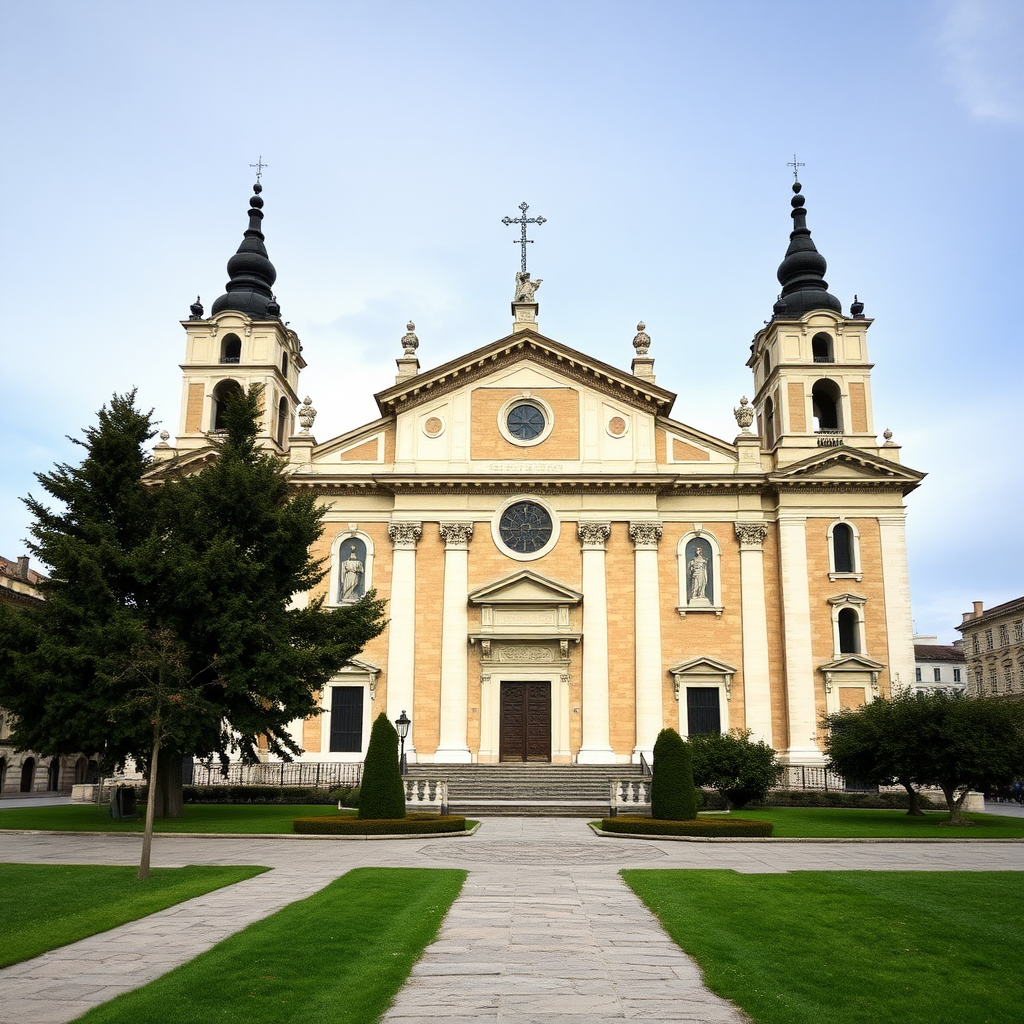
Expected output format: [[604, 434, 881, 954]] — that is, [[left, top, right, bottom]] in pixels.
[[826, 691, 1024, 824], [358, 712, 406, 820], [824, 693, 928, 815], [0, 388, 387, 818], [690, 728, 783, 809], [651, 727, 698, 821]]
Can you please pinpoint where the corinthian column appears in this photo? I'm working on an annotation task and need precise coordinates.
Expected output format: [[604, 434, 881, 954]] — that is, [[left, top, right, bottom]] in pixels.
[[630, 521, 663, 763], [386, 521, 422, 760], [435, 522, 474, 763], [577, 522, 615, 763], [734, 523, 773, 746]]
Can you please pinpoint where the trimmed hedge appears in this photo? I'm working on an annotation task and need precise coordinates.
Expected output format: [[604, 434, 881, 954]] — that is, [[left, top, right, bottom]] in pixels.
[[652, 728, 698, 821], [759, 790, 938, 809], [359, 713, 406, 820], [293, 813, 467, 836], [182, 785, 336, 805], [600, 815, 774, 838]]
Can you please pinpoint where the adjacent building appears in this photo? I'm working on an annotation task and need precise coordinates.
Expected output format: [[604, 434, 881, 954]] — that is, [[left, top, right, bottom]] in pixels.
[[956, 598, 1024, 701], [912, 635, 965, 694]]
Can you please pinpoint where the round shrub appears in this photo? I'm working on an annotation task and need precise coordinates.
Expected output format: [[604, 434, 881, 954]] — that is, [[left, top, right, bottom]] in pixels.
[[358, 713, 406, 820], [651, 728, 698, 821], [689, 729, 784, 809]]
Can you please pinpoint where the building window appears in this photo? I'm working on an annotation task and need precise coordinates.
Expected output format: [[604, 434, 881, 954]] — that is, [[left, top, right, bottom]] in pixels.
[[972, 634, 980, 655], [1004, 664, 1014, 692], [837, 608, 860, 654], [933, 667, 942, 683], [220, 333, 241, 363], [975, 668, 984, 694], [915, 667, 922, 682], [1014, 620, 1023, 643], [763, 395, 776, 447], [276, 396, 289, 447], [497, 394, 555, 447], [281, 351, 289, 377], [812, 378, 843, 432], [211, 379, 243, 432], [828, 520, 861, 578], [953, 668, 961, 683], [812, 332, 834, 363], [677, 530, 723, 613], [686, 688, 721, 735], [985, 629, 994, 650], [989, 667, 998, 693], [998, 624, 1009, 647], [329, 686, 364, 752], [491, 495, 561, 561]]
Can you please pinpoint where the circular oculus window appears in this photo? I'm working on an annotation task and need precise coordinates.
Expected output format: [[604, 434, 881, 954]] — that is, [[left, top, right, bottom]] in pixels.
[[607, 415, 628, 437], [497, 394, 554, 447], [422, 415, 445, 437], [497, 500, 555, 555]]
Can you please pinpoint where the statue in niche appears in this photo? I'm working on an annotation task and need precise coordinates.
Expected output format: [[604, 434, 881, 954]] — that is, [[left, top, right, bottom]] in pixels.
[[340, 544, 365, 602], [514, 271, 542, 302], [687, 544, 710, 602]]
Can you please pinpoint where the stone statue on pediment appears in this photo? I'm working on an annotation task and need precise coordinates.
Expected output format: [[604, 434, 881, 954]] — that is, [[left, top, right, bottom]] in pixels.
[[514, 272, 542, 302]]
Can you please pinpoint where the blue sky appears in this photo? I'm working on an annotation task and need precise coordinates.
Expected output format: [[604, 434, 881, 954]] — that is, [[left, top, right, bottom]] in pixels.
[[1, 0, 1021, 640]]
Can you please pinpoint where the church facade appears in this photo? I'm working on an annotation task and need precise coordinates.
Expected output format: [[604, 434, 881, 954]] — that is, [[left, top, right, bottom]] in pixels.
[[161, 179, 924, 767]]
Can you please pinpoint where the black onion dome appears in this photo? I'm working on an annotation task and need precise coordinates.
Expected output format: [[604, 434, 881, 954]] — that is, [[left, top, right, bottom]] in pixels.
[[211, 183, 280, 319], [773, 182, 842, 318]]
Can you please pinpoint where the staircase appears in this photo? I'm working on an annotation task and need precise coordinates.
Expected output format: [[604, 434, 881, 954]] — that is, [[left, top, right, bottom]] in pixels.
[[404, 764, 645, 816]]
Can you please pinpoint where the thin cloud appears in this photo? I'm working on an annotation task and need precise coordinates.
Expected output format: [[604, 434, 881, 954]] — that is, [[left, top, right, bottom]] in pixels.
[[937, 0, 1024, 123]]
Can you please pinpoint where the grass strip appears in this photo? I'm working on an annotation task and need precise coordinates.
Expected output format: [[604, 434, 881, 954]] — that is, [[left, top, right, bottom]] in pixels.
[[70, 867, 467, 1024], [0, 803, 349, 834], [720, 807, 1024, 838], [622, 869, 1023, 1024], [0, 864, 268, 968]]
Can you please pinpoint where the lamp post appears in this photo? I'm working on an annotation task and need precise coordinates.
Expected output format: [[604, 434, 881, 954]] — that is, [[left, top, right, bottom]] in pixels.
[[395, 710, 411, 776]]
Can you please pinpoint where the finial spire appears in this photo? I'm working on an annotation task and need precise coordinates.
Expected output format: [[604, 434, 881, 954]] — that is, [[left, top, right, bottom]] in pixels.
[[211, 181, 280, 320], [772, 179, 841, 319], [502, 201, 546, 274]]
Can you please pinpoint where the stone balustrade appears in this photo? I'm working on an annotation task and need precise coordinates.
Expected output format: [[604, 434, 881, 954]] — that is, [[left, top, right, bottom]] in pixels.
[[404, 778, 449, 813], [609, 779, 651, 817]]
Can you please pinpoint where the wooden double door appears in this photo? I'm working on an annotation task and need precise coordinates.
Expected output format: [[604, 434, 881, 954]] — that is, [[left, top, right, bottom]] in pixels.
[[499, 681, 552, 762]]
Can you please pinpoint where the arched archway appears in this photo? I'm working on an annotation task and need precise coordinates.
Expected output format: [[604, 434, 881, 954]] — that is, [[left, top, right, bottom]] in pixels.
[[20, 757, 35, 793], [812, 379, 843, 431], [212, 379, 244, 432]]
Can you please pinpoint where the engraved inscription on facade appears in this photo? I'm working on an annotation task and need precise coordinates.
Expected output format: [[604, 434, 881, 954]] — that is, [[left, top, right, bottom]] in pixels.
[[497, 645, 554, 663]]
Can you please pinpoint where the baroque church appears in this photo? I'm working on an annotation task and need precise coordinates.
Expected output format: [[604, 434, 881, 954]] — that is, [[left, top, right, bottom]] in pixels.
[[158, 177, 924, 768]]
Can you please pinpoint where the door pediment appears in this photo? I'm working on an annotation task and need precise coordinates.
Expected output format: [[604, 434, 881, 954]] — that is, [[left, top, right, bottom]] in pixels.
[[469, 569, 582, 606], [469, 570, 581, 641]]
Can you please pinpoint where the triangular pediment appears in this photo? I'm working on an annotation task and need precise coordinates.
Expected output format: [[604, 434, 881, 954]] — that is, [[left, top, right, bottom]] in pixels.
[[668, 655, 738, 677], [374, 331, 676, 417], [469, 569, 582, 606], [770, 447, 925, 491], [820, 654, 886, 673]]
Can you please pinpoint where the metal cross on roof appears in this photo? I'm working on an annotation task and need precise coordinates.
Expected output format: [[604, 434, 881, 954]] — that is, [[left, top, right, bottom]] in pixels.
[[250, 156, 269, 183], [787, 154, 805, 182], [502, 201, 547, 273]]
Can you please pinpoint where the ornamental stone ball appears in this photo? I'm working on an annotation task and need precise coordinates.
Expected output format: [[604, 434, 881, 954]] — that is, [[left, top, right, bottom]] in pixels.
[[633, 322, 651, 355], [401, 321, 419, 355], [734, 396, 755, 434]]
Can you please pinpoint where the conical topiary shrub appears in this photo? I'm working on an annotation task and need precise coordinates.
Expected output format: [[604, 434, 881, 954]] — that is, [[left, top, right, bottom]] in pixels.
[[357, 712, 406, 820], [651, 727, 698, 821]]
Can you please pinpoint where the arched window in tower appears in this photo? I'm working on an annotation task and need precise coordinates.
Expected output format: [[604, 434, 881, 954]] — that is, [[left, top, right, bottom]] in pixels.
[[212, 379, 243, 432], [763, 396, 776, 447], [812, 332, 834, 363], [277, 397, 289, 447], [837, 607, 860, 654], [832, 522, 854, 573], [220, 333, 241, 364], [762, 349, 771, 378], [281, 351, 289, 377], [812, 379, 843, 432]]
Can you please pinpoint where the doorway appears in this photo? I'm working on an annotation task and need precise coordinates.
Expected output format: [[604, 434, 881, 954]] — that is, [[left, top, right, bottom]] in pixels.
[[499, 681, 551, 762]]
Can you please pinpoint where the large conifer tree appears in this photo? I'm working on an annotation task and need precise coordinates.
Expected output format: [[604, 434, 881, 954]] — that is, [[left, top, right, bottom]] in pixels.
[[0, 388, 386, 816]]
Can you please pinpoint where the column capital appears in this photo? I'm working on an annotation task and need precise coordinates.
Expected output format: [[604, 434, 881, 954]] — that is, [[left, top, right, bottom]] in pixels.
[[734, 522, 768, 549], [577, 522, 611, 550], [629, 521, 663, 549], [439, 522, 474, 549], [388, 521, 423, 549]]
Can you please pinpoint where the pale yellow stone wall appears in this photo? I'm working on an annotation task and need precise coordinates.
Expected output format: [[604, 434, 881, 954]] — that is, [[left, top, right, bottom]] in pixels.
[[411, 524, 445, 754], [470, 388, 580, 460], [787, 382, 806, 432], [338, 438, 379, 462], [185, 383, 205, 433], [604, 522, 637, 756], [849, 382, 867, 433], [303, 705, 322, 752], [759, 525, 790, 750]]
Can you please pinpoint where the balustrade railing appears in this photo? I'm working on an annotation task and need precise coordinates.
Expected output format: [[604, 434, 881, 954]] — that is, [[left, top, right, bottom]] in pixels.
[[188, 761, 362, 789]]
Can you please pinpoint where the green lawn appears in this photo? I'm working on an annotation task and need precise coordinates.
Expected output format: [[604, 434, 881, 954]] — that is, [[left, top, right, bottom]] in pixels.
[[70, 867, 467, 1024], [0, 803, 349, 833], [623, 870, 1023, 1024], [0, 864, 268, 968], [725, 807, 1024, 838]]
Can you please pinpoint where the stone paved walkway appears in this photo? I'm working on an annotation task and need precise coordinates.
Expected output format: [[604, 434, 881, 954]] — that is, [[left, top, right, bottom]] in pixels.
[[1, 818, 1021, 1024]]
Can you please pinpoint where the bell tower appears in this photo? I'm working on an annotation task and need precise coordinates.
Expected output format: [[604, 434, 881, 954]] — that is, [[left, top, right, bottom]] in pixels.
[[175, 181, 305, 454], [747, 181, 880, 466]]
